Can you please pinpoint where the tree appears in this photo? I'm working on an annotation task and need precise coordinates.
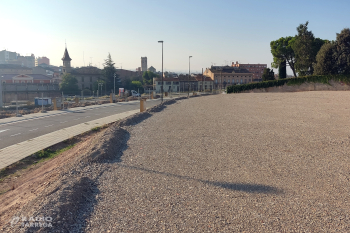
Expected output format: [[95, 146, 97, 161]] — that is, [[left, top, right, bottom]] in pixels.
[[270, 36, 297, 77], [313, 28, 350, 75], [131, 81, 143, 92], [313, 42, 337, 75], [278, 60, 287, 79], [142, 71, 158, 85], [262, 68, 275, 81], [334, 28, 350, 74], [102, 53, 120, 93], [60, 73, 79, 94]]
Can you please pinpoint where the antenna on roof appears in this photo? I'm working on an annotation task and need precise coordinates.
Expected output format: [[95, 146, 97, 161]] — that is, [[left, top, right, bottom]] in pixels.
[[65, 39, 67, 49]]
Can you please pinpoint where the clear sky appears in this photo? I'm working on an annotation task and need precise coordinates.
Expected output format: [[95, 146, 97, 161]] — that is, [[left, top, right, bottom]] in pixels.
[[1, 0, 349, 74]]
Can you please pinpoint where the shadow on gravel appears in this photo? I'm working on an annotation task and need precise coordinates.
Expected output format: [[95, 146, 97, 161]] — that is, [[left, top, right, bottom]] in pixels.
[[119, 165, 283, 195]]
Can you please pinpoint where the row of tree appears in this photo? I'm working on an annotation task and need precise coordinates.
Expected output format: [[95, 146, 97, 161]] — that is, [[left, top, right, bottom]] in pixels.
[[270, 22, 350, 78]]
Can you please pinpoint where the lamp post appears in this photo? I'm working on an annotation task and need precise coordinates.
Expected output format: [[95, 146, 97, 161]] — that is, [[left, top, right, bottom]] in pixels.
[[0, 76, 3, 108], [114, 72, 116, 94], [158, 40, 163, 102], [188, 56, 192, 98]]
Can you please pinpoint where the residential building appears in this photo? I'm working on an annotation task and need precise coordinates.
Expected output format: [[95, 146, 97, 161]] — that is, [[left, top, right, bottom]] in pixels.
[[141, 57, 147, 72], [195, 75, 214, 91], [231, 61, 267, 81], [153, 78, 180, 92], [204, 65, 253, 89], [9, 54, 36, 68], [115, 68, 142, 81], [148, 66, 156, 73], [1, 74, 53, 84], [0, 50, 17, 64], [0, 64, 32, 75], [35, 56, 50, 66], [61, 47, 102, 90]]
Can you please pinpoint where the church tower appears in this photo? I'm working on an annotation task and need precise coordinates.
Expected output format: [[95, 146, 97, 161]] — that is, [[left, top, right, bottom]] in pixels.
[[62, 46, 72, 74]]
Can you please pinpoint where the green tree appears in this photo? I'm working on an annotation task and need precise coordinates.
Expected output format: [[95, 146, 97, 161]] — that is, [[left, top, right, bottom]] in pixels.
[[278, 60, 287, 79], [270, 36, 297, 77], [313, 42, 337, 75], [60, 73, 79, 94], [262, 68, 275, 81], [131, 81, 143, 92], [102, 53, 120, 93], [334, 28, 350, 74], [142, 71, 158, 85]]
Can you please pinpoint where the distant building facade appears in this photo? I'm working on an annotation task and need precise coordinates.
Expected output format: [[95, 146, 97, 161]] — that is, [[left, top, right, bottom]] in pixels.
[[0, 64, 32, 75], [153, 78, 180, 92], [148, 66, 156, 73], [61, 47, 102, 91], [35, 56, 50, 66], [231, 61, 266, 81], [0, 50, 17, 63], [1, 74, 53, 84], [204, 65, 253, 88], [141, 57, 147, 72]]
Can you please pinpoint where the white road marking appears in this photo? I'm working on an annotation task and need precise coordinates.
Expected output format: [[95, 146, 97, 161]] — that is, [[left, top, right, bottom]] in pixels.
[[85, 116, 91, 118], [29, 128, 38, 131], [11, 133, 21, 137], [60, 121, 68, 124], [45, 124, 54, 127], [0, 129, 9, 133]]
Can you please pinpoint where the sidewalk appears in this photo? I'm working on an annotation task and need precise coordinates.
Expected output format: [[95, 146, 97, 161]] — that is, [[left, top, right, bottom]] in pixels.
[[0, 109, 140, 170]]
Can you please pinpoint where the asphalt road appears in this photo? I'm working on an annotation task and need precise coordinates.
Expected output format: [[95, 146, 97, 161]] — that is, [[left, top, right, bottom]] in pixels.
[[0, 99, 162, 149]]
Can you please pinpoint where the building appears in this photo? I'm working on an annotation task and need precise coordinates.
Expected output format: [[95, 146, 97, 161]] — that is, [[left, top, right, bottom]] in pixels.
[[0, 50, 17, 64], [1, 74, 53, 84], [141, 57, 147, 72], [61, 47, 102, 91], [148, 66, 156, 73], [35, 56, 50, 66], [195, 75, 214, 91], [231, 61, 267, 81], [10, 54, 36, 68], [0, 64, 32, 75], [153, 78, 180, 92], [204, 65, 253, 89], [115, 68, 142, 81]]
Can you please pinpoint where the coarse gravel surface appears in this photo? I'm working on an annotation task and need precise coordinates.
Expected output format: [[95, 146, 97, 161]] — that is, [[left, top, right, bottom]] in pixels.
[[3, 91, 350, 232]]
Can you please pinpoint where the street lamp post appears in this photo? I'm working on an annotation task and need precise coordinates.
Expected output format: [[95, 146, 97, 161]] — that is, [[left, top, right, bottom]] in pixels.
[[158, 40, 163, 102], [188, 56, 192, 98], [114, 72, 116, 94], [0, 76, 3, 108]]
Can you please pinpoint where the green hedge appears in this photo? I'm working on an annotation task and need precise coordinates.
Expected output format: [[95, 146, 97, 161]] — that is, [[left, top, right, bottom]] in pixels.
[[227, 75, 350, 93]]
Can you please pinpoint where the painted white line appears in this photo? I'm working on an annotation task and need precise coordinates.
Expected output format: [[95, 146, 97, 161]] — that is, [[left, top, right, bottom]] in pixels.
[[0, 129, 9, 133], [45, 124, 54, 128], [74, 118, 81, 120], [60, 121, 68, 124], [29, 128, 39, 132], [10, 133, 21, 137], [85, 116, 91, 118]]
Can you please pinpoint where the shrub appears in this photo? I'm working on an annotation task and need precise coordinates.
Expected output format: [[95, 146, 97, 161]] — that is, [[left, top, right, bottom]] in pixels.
[[227, 74, 350, 93]]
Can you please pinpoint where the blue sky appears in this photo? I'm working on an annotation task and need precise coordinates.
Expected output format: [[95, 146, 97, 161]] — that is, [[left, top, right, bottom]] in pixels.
[[1, 0, 349, 74]]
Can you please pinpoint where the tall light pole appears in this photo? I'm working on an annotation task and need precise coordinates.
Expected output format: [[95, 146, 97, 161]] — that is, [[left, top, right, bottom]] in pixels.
[[188, 56, 192, 98], [0, 76, 3, 108], [158, 40, 163, 102], [114, 73, 116, 94]]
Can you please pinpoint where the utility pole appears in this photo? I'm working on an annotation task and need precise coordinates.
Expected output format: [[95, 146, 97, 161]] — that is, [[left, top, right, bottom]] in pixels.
[[188, 56, 192, 98]]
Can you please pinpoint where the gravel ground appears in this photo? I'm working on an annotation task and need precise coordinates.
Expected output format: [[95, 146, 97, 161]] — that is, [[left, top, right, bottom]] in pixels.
[[3, 91, 350, 232]]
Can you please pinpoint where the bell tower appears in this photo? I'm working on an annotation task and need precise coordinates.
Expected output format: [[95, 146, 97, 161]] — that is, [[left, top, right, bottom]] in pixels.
[[62, 45, 72, 74]]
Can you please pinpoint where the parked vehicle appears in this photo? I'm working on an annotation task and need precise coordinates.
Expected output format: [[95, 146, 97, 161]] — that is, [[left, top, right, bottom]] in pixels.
[[131, 90, 141, 97]]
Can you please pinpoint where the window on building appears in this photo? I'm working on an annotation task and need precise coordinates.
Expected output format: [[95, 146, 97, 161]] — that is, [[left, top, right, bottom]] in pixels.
[[82, 77, 84, 82], [240, 79, 243, 84], [90, 77, 92, 82], [227, 79, 230, 84], [158, 82, 162, 85], [244, 79, 247, 84], [40, 81, 44, 83], [166, 82, 171, 85]]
